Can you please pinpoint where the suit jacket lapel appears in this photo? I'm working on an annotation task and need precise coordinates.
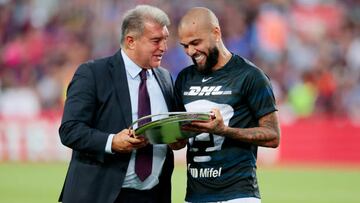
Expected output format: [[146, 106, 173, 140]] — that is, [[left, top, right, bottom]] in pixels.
[[108, 49, 132, 127], [153, 68, 173, 111]]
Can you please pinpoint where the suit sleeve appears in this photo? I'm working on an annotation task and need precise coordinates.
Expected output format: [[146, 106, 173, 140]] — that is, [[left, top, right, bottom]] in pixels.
[[59, 63, 108, 162], [174, 72, 186, 112]]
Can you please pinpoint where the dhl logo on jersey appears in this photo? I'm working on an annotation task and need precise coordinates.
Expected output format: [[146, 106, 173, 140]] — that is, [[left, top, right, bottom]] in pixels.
[[184, 86, 232, 96]]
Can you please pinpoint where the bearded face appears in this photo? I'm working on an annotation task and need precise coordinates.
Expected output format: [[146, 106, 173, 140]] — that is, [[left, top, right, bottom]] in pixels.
[[192, 46, 219, 75]]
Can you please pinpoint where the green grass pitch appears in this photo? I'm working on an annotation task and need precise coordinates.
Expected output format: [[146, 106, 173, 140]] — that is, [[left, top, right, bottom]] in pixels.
[[0, 162, 359, 203]]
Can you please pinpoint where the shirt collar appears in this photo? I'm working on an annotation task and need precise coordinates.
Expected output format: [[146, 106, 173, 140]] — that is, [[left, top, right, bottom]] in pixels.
[[121, 49, 153, 79]]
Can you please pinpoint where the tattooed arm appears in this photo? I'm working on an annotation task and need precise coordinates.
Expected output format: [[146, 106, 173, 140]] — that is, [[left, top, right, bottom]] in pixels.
[[221, 111, 280, 148], [182, 109, 280, 148]]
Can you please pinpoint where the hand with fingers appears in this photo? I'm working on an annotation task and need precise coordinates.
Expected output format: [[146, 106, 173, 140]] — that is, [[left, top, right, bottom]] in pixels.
[[181, 108, 226, 136], [111, 129, 149, 153]]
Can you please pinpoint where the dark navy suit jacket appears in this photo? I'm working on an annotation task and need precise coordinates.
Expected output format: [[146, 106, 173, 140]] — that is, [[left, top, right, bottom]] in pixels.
[[59, 49, 175, 203]]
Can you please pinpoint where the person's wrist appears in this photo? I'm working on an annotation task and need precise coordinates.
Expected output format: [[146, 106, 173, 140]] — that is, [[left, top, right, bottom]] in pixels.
[[217, 125, 227, 136]]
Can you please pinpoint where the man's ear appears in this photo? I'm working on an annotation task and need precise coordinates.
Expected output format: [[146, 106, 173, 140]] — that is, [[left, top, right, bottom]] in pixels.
[[213, 27, 221, 42], [125, 35, 136, 50]]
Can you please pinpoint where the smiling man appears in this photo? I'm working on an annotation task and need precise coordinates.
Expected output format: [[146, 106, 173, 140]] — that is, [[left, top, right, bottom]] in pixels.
[[172, 7, 281, 203], [59, 5, 175, 203]]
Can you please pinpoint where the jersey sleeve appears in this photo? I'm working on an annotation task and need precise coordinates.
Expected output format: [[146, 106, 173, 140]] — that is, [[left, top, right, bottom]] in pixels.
[[244, 68, 277, 119]]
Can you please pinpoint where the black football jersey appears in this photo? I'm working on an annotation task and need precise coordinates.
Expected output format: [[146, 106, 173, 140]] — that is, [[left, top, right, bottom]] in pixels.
[[174, 54, 277, 202]]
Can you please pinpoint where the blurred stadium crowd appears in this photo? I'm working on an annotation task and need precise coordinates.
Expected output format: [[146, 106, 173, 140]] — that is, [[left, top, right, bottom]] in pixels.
[[1, 0, 360, 123]]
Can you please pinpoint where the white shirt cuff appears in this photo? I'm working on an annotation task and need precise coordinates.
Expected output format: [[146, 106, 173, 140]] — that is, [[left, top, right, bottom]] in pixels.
[[105, 134, 115, 154]]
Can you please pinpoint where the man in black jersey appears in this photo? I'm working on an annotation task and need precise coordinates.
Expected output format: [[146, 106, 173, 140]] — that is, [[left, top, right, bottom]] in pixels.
[[171, 7, 281, 203]]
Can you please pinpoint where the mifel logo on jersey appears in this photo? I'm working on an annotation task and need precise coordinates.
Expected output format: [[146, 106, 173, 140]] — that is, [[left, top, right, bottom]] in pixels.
[[184, 86, 232, 96], [188, 164, 223, 178]]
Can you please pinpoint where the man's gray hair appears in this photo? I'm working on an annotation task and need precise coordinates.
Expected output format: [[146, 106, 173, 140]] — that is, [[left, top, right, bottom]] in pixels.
[[120, 5, 170, 46]]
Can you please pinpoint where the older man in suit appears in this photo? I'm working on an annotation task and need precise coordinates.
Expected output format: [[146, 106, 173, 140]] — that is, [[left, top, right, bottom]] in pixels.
[[59, 5, 174, 203]]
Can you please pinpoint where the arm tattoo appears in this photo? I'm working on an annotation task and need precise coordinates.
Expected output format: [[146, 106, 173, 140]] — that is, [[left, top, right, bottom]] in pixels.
[[224, 112, 280, 148]]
